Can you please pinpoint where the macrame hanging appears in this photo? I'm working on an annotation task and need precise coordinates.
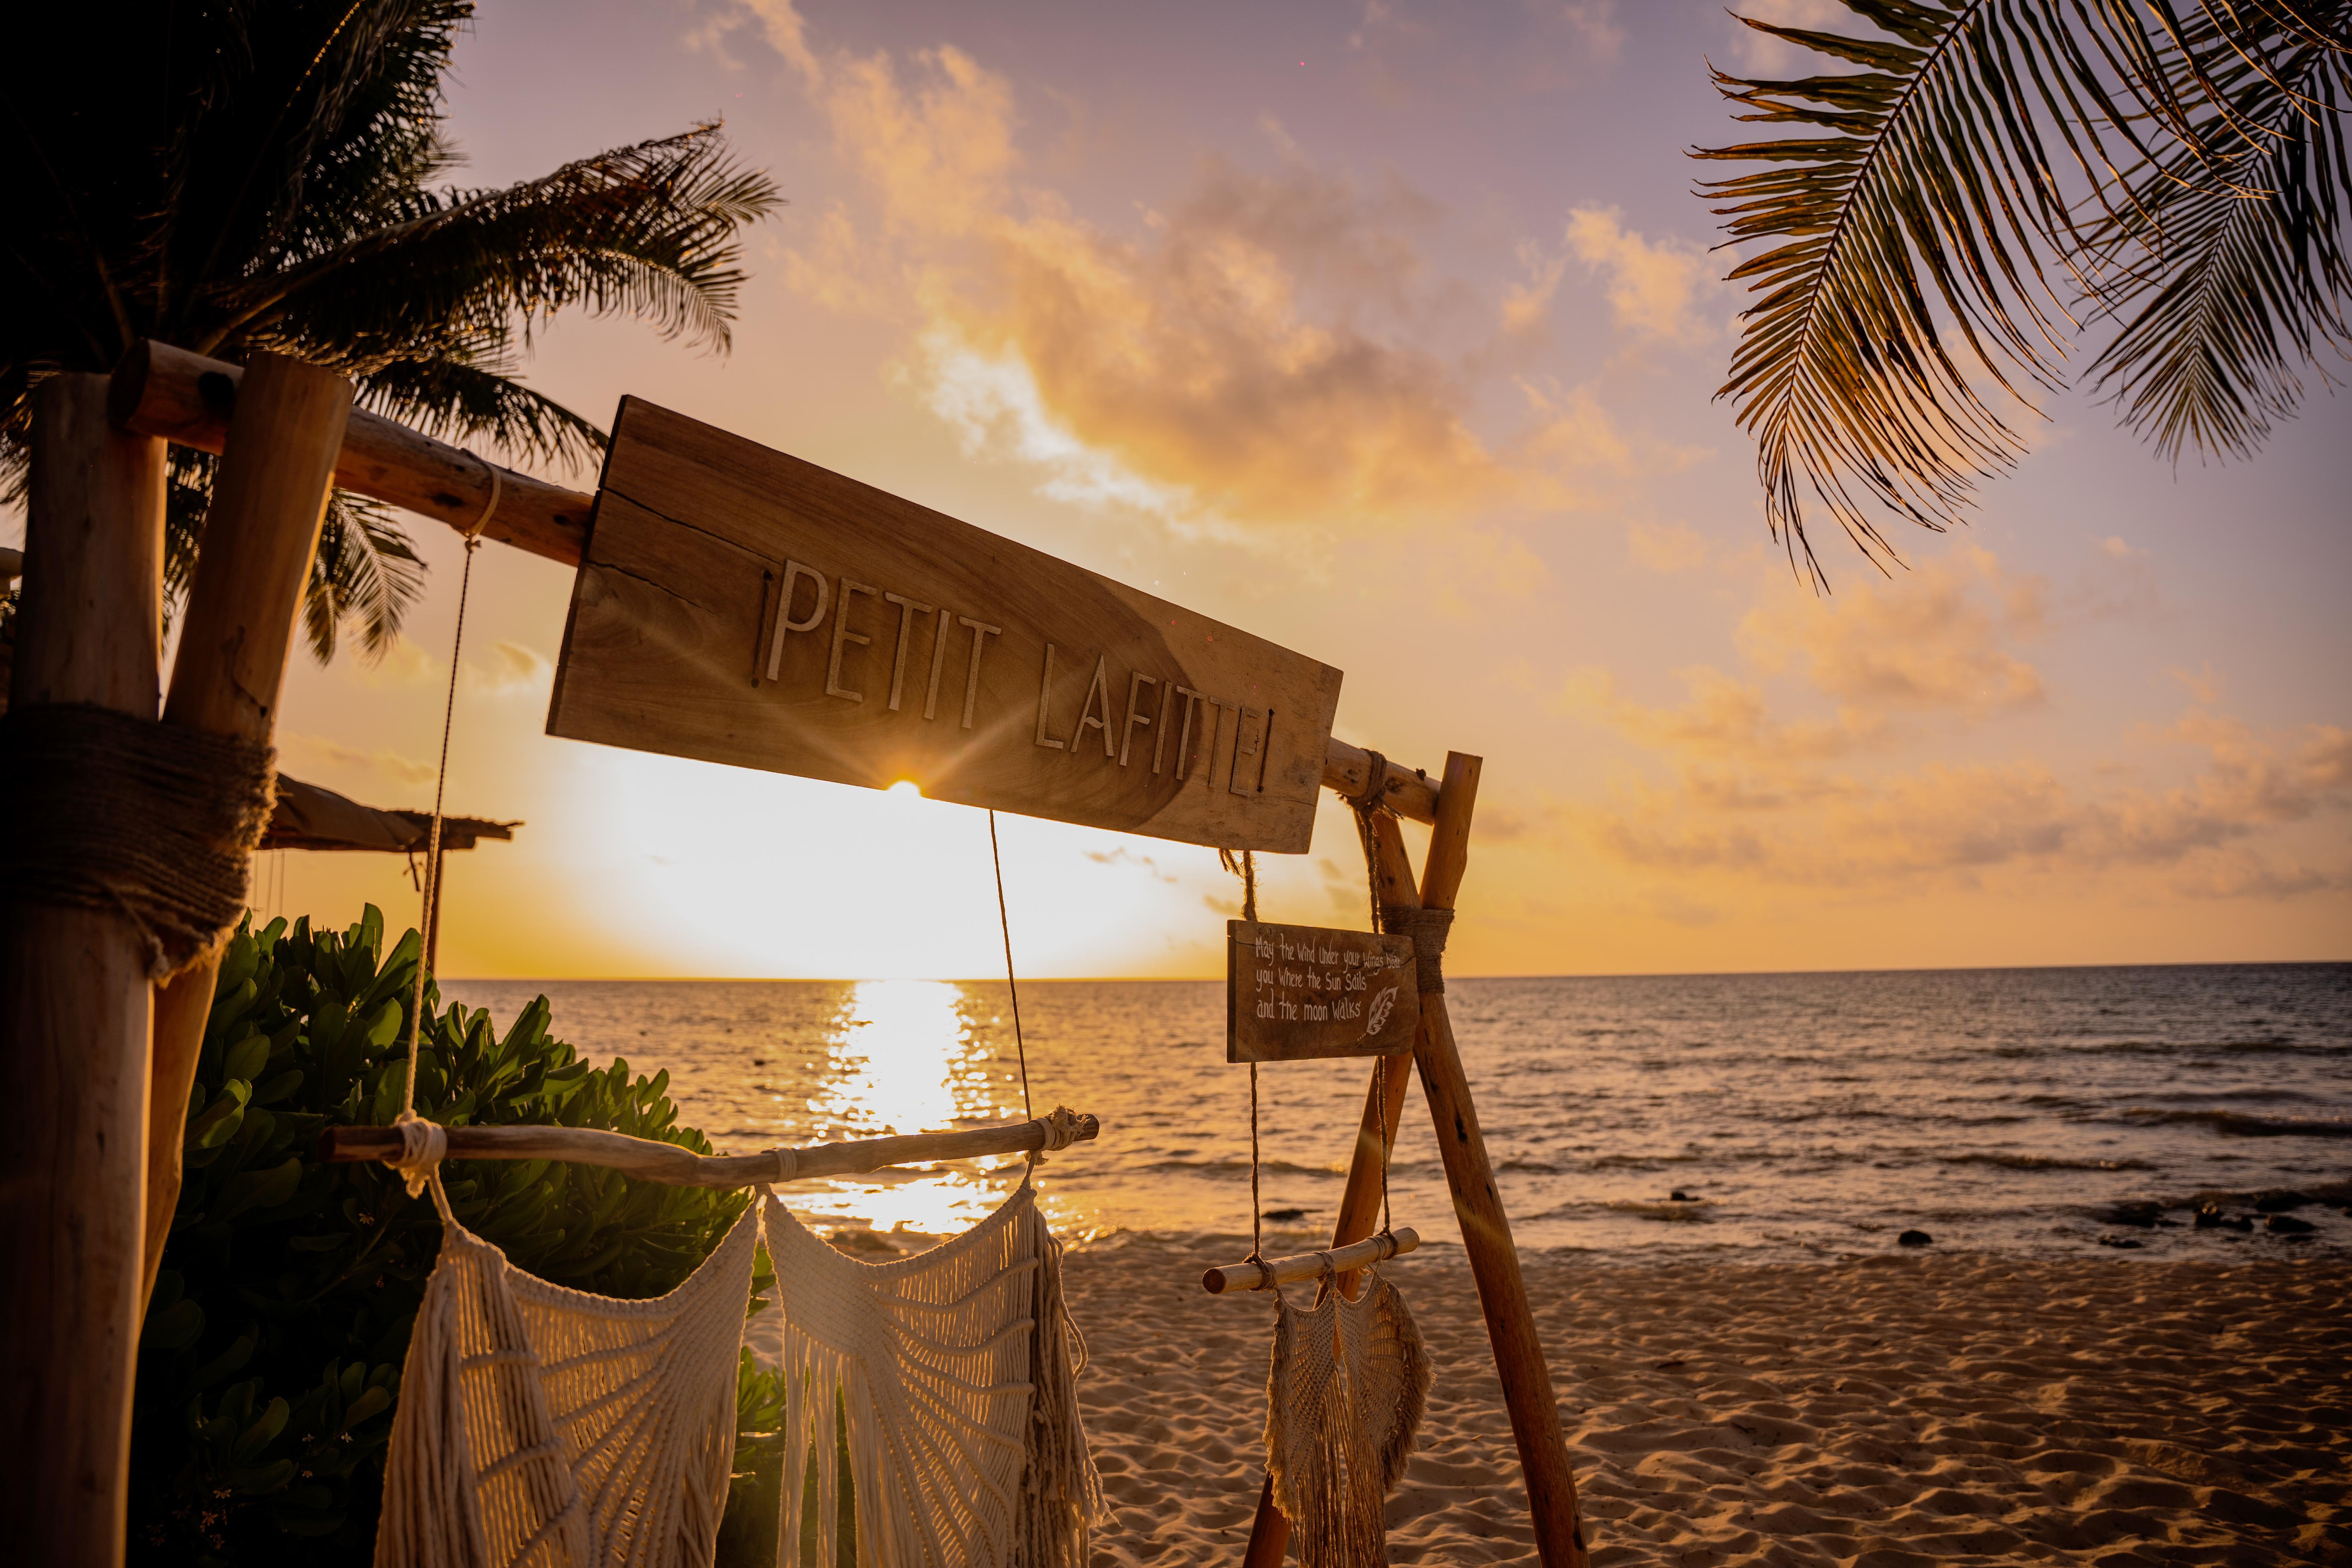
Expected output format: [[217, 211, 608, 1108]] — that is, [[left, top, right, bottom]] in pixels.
[[1223, 846, 1432, 1568], [374, 1178, 762, 1568], [370, 495, 1099, 1568], [758, 1154, 1100, 1568]]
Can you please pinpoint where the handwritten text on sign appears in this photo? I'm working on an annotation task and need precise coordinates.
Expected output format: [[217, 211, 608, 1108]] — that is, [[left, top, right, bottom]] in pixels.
[[547, 400, 1343, 852], [1226, 920, 1419, 1063]]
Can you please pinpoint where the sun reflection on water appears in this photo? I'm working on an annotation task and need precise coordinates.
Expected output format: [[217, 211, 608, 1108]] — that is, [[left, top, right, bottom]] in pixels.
[[795, 979, 1024, 1235]]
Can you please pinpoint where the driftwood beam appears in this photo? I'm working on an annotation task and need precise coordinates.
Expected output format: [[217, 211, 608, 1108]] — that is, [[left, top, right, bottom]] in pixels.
[[319, 1113, 1100, 1190], [108, 340, 594, 569], [1201, 1227, 1420, 1295], [1321, 736, 1441, 824]]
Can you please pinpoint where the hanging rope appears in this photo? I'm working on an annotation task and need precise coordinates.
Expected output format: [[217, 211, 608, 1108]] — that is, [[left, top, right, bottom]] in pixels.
[[1218, 848, 1272, 1283], [1351, 802, 1398, 1242], [389, 468, 498, 1198], [987, 810, 1034, 1124]]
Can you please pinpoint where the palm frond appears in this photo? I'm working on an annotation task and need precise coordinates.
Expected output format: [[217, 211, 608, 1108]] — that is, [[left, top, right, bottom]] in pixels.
[[302, 489, 425, 662], [356, 355, 607, 472], [1694, 0, 2352, 577], [210, 126, 783, 359], [2086, 43, 2352, 456]]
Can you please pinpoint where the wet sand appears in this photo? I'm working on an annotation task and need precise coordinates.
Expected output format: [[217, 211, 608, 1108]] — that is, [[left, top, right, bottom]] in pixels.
[[1066, 1237, 2350, 1565]]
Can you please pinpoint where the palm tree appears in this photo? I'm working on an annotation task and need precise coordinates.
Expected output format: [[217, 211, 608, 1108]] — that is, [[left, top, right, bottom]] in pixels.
[[1693, 1, 2350, 583], [4, 0, 781, 658]]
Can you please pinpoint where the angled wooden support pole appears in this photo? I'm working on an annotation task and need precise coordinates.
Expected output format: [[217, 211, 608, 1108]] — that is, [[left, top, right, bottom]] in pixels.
[[142, 354, 353, 1305], [0, 374, 166, 1563], [1245, 751, 1590, 1568]]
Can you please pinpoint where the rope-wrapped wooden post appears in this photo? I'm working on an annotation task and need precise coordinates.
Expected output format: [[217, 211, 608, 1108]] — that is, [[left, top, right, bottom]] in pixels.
[[0, 374, 167, 1562], [142, 354, 353, 1302]]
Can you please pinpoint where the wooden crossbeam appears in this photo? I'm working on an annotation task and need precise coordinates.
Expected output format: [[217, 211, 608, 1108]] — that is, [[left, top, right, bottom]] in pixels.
[[1200, 1227, 1420, 1294], [318, 1112, 1099, 1189], [106, 342, 1447, 828]]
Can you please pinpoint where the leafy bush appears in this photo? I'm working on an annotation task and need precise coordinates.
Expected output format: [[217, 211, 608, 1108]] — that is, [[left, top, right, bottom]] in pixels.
[[131, 906, 757, 1565]]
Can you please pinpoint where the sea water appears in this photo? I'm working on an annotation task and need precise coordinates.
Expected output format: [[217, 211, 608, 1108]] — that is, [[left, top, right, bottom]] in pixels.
[[443, 964, 2350, 1260]]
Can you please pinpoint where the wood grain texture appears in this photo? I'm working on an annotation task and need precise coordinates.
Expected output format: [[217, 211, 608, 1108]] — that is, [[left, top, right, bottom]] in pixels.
[[319, 1113, 1099, 1188], [1226, 919, 1418, 1062], [110, 339, 592, 568], [0, 375, 164, 1563], [144, 353, 353, 1306], [549, 399, 1343, 852]]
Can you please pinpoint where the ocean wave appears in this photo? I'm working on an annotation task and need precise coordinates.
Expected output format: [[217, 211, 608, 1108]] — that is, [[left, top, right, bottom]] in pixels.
[[1940, 1153, 2155, 1172], [2119, 1108, 2352, 1139]]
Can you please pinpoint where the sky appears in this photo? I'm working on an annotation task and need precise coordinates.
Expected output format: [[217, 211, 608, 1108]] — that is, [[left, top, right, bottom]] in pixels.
[[179, 1, 2352, 977]]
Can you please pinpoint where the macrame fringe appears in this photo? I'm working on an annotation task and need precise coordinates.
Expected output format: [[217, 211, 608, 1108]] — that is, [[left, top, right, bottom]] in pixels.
[[767, 1183, 1098, 1568], [1264, 1275, 1432, 1568], [375, 1188, 759, 1568]]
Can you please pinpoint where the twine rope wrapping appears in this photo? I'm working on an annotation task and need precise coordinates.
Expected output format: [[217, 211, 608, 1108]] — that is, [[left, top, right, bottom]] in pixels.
[[1381, 906, 1454, 996], [0, 702, 276, 979], [1345, 750, 1389, 814]]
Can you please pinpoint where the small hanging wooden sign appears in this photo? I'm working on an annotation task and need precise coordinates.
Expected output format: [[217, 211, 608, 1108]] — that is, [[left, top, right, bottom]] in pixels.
[[1227, 919, 1420, 1063], [547, 399, 1343, 852]]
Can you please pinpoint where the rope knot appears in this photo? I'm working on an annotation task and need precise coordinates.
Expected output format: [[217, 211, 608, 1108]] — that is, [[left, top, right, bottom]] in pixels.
[[385, 1111, 446, 1198], [1346, 749, 1390, 814], [1380, 906, 1455, 994], [1038, 1106, 1086, 1152], [768, 1146, 800, 1182]]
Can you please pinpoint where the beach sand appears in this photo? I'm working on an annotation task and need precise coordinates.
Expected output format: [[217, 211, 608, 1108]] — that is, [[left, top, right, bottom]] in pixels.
[[1064, 1236, 2349, 1565]]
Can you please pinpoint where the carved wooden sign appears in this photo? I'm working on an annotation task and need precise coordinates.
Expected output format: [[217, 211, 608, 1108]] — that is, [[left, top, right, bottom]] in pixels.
[[1227, 920, 1419, 1063], [547, 399, 1344, 851]]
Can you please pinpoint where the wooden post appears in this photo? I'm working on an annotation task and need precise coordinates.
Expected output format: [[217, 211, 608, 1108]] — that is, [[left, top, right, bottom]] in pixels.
[[1244, 753, 1590, 1568], [0, 374, 166, 1563], [140, 353, 352, 1302]]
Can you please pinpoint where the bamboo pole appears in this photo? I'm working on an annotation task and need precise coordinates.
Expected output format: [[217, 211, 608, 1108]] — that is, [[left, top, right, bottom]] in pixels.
[[0, 374, 167, 1563], [319, 1113, 1100, 1188], [141, 354, 353, 1305], [1201, 1227, 1419, 1295]]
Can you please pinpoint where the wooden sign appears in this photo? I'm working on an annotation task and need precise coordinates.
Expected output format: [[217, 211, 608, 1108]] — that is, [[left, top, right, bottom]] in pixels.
[[548, 400, 1344, 852], [1227, 920, 1419, 1063]]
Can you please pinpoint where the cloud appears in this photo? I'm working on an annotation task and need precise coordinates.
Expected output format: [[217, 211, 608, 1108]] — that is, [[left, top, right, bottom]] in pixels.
[[1568, 712, 2352, 898], [1083, 846, 1178, 882], [1560, 2, 1627, 61], [748, 8, 1640, 536], [464, 640, 550, 696], [283, 734, 436, 788], [1739, 546, 2047, 718], [1626, 519, 1708, 573], [1510, 209, 1721, 347], [1559, 665, 1892, 765]]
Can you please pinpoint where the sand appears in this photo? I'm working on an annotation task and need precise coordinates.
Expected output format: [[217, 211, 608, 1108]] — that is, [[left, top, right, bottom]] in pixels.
[[1064, 1235, 2350, 1566]]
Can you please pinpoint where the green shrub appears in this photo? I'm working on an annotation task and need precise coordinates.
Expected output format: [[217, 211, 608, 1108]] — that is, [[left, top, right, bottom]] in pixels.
[[130, 906, 760, 1565]]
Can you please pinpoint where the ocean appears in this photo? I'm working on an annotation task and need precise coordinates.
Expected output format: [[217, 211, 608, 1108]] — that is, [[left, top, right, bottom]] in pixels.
[[443, 963, 2351, 1261]]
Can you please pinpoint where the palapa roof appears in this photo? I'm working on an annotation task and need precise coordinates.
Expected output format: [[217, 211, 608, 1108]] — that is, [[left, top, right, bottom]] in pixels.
[[264, 773, 519, 854]]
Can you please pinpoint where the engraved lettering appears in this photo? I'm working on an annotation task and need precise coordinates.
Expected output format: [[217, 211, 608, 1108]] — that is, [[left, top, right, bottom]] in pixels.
[[1229, 705, 1264, 796], [1071, 654, 1116, 758], [1151, 679, 1177, 774], [1119, 672, 1157, 767], [764, 560, 831, 681], [957, 616, 1001, 730], [922, 606, 954, 720], [882, 590, 934, 712], [1034, 642, 1068, 750], [1171, 686, 1200, 779], [824, 579, 877, 701]]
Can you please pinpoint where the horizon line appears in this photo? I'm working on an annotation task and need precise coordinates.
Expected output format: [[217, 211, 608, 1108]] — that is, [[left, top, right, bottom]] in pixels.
[[437, 956, 2350, 985]]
